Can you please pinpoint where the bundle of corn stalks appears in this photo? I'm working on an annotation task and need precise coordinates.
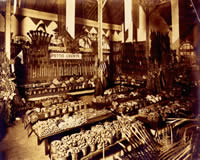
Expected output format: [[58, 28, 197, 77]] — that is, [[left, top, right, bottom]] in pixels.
[[119, 119, 159, 160], [118, 116, 200, 160], [159, 126, 200, 159], [156, 118, 200, 160]]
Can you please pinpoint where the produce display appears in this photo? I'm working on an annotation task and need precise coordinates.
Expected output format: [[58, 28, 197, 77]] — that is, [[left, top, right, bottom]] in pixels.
[[104, 85, 135, 95], [23, 76, 95, 97], [0, 52, 16, 124], [102, 85, 194, 118], [25, 94, 74, 108], [22, 62, 198, 160], [113, 74, 145, 87], [112, 99, 142, 114], [92, 93, 130, 106], [50, 117, 144, 160], [145, 94, 162, 104], [92, 86, 139, 107], [138, 99, 193, 122], [24, 100, 88, 127], [32, 108, 111, 139], [32, 114, 87, 138], [0, 52, 16, 101], [93, 87, 171, 114]]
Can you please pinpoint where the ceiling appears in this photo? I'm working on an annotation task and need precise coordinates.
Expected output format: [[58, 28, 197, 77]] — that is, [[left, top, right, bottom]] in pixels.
[[0, 0, 200, 41], [0, 0, 124, 25], [75, 0, 124, 25], [158, 0, 200, 41], [0, 0, 199, 24]]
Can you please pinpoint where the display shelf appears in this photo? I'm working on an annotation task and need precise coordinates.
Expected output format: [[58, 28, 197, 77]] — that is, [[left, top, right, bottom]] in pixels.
[[25, 86, 94, 99], [104, 91, 170, 115], [23, 102, 89, 129], [32, 111, 113, 142], [48, 117, 155, 160], [27, 94, 61, 101], [26, 88, 94, 101], [137, 97, 196, 129], [67, 89, 94, 96], [32, 110, 114, 155]]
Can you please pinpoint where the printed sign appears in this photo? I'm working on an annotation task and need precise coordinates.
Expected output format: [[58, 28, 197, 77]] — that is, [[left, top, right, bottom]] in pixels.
[[50, 53, 82, 60]]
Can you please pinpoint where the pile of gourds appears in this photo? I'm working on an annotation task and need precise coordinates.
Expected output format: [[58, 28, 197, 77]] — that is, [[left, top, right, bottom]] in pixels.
[[50, 117, 142, 160], [32, 108, 110, 138]]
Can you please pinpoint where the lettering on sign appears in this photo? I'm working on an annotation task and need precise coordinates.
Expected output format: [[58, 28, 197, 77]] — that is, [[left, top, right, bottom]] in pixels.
[[50, 53, 82, 59]]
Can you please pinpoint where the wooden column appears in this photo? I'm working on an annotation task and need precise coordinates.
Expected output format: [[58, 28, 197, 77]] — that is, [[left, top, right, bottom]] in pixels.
[[98, 0, 103, 82], [124, 0, 133, 42], [66, 0, 75, 38], [58, 0, 65, 35], [121, 23, 125, 43], [5, 0, 11, 60], [171, 0, 180, 51], [137, 5, 146, 42], [145, 8, 150, 58]]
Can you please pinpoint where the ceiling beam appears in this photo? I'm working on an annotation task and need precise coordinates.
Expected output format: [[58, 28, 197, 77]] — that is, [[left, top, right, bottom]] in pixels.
[[158, 0, 170, 5], [14, 7, 58, 21], [75, 17, 122, 31], [11, 7, 122, 31]]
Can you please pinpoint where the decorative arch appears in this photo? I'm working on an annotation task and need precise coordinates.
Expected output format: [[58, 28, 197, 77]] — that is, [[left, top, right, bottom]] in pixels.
[[179, 41, 195, 56]]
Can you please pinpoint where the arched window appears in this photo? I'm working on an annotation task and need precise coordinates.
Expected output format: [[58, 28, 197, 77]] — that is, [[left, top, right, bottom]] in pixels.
[[179, 41, 196, 64]]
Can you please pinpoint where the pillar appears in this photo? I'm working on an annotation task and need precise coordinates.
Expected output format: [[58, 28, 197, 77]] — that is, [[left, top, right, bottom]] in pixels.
[[98, 0, 103, 82], [171, 0, 180, 51], [137, 5, 146, 42], [5, 0, 11, 60], [124, 0, 133, 42], [58, 0, 65, 35], [66, 0, 75, 38], [121, 23, 125, 43]]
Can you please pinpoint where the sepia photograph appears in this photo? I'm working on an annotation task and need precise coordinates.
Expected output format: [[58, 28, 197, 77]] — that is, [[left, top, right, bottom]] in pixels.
[[0, 0, 200, 159]]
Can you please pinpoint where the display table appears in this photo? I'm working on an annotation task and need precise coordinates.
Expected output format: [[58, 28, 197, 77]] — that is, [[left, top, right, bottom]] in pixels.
[[25, 109, 114, 155], [35, 111, 113, 142]]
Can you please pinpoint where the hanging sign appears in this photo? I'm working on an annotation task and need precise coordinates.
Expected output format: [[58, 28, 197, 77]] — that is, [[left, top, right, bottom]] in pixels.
[[50, 52, 82, 59]]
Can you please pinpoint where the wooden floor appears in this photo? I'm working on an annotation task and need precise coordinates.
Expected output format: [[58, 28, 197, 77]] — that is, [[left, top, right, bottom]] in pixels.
[[0, 119, 49, 160]]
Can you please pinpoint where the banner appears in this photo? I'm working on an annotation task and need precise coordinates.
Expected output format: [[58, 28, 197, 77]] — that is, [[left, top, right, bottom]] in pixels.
[[66, 0, 75, 38], [50, 53, 82, 60]]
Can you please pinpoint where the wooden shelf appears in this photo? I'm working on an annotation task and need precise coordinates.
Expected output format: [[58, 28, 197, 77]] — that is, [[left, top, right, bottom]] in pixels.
[[27, 88, 94, 101], [67, 89, 94, 96]]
